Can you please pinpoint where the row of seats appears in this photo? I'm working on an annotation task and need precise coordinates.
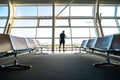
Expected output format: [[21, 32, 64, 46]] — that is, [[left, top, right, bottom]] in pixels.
[[79, 34, 120, 66], [0, 34, 40, 69]]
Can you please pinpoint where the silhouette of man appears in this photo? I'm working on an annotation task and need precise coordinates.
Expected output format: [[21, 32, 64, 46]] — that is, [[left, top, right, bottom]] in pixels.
[[59, 31, 66, 51]]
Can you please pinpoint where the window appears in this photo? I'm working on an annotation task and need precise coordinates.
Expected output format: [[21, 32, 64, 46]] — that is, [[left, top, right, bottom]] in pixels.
[[72, 28, 96, 37], [13, 19, 37, 27], [117, 6, 120, 16], [0, 28, 4, 33], [101, 19, 117, 26], [71, 6, 93, 16], [56, 19, 69, 26], [38, 39, 51, 45], [118, 19, 120, 25], [55, 6, 69, 16], [11, 5, 120, 47], [15, 6, 37, 16], [39, 6, 52, 16], [39, 19, 52, 26], [71, 19, 94, 26], [11, 28, 36, 37], [0, 19, 7, 27], [36, 28, 52, 37], [103, 28, 119, 36], [0, 6, 8, 16], [99, 6, 115, 16]]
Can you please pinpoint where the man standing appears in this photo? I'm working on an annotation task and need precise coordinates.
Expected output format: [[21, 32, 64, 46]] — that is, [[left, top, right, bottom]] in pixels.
[[59, 31, 66, 51]]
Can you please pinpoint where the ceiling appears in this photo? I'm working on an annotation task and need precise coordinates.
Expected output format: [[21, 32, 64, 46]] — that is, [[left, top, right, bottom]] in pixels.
[[0, 0, 120, 5]]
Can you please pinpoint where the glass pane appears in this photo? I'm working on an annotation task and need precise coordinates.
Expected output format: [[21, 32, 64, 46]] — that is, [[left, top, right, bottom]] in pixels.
[[0, 19, 7, 27], [101, 19, 117, 26], [117, 6, 120, 16], [37, 28, 52, 37], [99, 6, 115, 16], [55, 6, 69, 16], [71, 6, 93, 16], [72, 28, 96, 37], [39, 19, 52, 26], [38, 39, 52, 45], [15, 6, 37, 16], [71, 19, 94, 26], [89, 28, 97, 37], [13, 19, 37, 27], [0, 6, 8, 16], [11, 28, 36, 37], [56, 19, 69, 26], [0, 28, 4, 33], [118, 19, 120, 25], [39, 6, 52, 16], [103, 28, 119, 36]]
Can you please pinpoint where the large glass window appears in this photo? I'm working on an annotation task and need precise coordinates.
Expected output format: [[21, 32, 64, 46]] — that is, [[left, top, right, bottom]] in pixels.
[[39, 6, 52, 16], [36, 28, 52, 37], [13, 19, 37, 27], [71, 6, 93, 16], [72, 28, 96, 37], [11, 28, 36, 37], [118, 19, 120, 25], [99, 6, 115, 16], [55, 28, 96, 45], [0, 6, 8, 16], [39, 19, 52, 26], [71, 19, 94, 26], [56, 19, 69, 26], [15, 6, 37, 16], [11, 4, 120, 49], [55, 6, 69, 16], [0, 28, 4, 33], [0, 19, 7, 27], [0, 6, 8, 33], [101, 19, 117, 26], [117, 6, 120, 16], [102, 28, 119, 36], [55, 6, 93, 17], [38, 39, 51, 45]]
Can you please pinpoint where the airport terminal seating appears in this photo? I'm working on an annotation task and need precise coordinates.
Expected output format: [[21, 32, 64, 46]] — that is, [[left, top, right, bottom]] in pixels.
[[79, 34, 120, 66], [86, 38, 97, 51], [25, 38, 36, 52], [33, 39, 41, 52], [33, 40, 48, 54], [91, 35, 116, 66], [0, 34, 34, 69], [79, 40, 88, 53]]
